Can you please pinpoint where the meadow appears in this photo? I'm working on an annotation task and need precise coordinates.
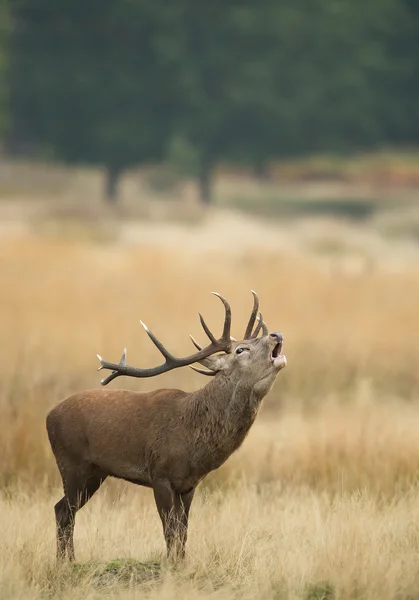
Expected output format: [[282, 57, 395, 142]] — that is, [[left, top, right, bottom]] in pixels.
[[1, 174, 419, 598]]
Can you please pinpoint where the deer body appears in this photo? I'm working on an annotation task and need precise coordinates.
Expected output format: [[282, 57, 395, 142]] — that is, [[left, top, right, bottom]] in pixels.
[[47, 292, 286, 561]]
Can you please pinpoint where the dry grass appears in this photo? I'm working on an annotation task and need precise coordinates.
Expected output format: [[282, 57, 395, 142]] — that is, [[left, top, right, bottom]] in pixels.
[[3, 481, 419, 600], [1, 221, 419, 598]]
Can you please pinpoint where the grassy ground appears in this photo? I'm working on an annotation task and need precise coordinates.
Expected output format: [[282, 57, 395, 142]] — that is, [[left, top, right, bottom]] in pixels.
[[4, 476, 419, 600], [1, 185, 419, 598]]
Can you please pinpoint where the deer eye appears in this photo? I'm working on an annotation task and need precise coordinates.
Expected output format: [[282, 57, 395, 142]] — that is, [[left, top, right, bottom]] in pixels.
[[235, 347, 248, 355]]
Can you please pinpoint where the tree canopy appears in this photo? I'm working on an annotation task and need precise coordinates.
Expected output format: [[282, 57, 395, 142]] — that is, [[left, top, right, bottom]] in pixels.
[[5, 0, 419, 202], [0, 0, 10, 140], [10, 0, 184, 199]]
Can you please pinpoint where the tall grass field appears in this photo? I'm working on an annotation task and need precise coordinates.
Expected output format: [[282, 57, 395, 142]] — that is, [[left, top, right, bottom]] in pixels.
[[1, 221, 419, 599]]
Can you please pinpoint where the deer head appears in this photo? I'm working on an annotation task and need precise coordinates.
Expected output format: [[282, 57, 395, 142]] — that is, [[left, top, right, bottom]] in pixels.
[[97, 291, 286, 397], [189, 292, 286, 401]]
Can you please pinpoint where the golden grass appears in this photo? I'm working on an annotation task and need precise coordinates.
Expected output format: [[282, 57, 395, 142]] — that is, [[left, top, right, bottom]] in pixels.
[[1, 226, 419, 598], [3, 480, 419, 599], [0, 233, 417, 482]]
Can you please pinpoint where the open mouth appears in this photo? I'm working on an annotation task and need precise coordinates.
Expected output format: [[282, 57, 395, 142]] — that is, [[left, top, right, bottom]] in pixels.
[[271, 341, 287, 370], [271, 342, 282, 360]]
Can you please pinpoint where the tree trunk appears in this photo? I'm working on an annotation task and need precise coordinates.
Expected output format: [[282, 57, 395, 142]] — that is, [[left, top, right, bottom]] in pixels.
[[254, 160, 271, 182], [104, 165, 122, 204], [197, 158, 213, 205]]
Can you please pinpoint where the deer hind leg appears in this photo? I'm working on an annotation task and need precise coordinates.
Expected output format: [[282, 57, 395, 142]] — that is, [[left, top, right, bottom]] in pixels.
[[55, 495, 74, 561], [55, 468, 107, 562], [153, 481, 195, 559]]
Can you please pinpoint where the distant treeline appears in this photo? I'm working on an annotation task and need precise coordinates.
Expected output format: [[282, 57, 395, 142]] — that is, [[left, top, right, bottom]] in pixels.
[[1, 0, 418, 202]]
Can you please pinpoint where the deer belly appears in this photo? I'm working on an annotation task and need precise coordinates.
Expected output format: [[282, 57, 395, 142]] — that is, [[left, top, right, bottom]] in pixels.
[[110, 462, 150, 484], [89, 448, 150, 484]]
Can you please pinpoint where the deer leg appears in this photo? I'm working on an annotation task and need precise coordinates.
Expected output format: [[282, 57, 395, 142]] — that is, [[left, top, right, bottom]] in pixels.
[[175, 488, 195, 559], [153, 480, 177, 557], [55, 495, 74, 561], [55, 468, 81, 562], [153, 481, 195, 559], [55, 470, 107, 562]]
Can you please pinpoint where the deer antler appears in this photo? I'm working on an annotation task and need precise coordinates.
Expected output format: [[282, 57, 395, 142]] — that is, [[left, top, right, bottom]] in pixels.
[[251, 313, 269, 338], [243, 290, 259, 339], [188, 291, 269, 376], [243, 291, 268, 339], [98, 293, 232, 385]]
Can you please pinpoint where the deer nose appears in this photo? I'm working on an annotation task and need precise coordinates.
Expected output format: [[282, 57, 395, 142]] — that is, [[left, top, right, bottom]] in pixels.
[[269, 332, 284, 343]]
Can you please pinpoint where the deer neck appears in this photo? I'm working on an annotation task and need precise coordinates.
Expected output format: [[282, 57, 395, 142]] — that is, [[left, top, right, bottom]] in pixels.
[[187, 374, 266, 458]]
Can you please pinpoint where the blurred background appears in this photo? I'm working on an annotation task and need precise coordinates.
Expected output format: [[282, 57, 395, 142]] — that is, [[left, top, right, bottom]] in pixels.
[[0, 0, 419, 492]]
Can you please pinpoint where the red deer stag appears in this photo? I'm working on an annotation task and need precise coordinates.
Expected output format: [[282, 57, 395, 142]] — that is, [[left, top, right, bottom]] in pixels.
[[46, 291, 287, 561]]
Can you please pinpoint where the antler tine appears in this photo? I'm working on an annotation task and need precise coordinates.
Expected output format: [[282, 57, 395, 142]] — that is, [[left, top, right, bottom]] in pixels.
[[191, 295, 232, 372], [251, 314, 262, 338], [97, 348, 127, 386], [98, 293, 233, 385], [198, 292, 232, 344], [259, 315, 268, 336], [244, 290, 259, 339], [251, 312, 269, 338], [194, 334, 236, 343], [189, 334, 202, 351], [191, 333, 237, 350], [189, 365, 217, 377], [211, 292, 232, 341], [198, 313, 217, 344], [255, 313, 269, 337], [140, 320, 175, 360]]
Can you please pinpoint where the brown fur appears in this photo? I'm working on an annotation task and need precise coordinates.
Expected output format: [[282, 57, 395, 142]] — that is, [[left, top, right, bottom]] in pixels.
[[47, 332, 286, 561]]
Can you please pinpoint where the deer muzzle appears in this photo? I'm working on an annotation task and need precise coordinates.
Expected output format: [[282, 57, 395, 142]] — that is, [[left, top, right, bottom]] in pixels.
[[269, 332, 287, 370]]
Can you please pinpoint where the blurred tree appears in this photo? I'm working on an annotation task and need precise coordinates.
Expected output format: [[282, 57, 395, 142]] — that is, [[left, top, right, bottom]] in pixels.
[[166, 3, 248, 204], [403, 0, 419, 144], [10, 0, 183, 202], [173, 0, 403, 201], [0, 0, 10, 142], [8, 0, 413, 205], [406, 0, 419, 137], [381, 0, 419, 145]]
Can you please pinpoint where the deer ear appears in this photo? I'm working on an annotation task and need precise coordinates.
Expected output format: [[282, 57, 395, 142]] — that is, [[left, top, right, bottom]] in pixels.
[[197, 354, 228, 372]]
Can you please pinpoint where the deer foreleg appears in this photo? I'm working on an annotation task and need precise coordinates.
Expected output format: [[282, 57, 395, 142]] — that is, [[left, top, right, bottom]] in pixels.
[[153, 481, 195, 559], [175, 488, 195, 558]]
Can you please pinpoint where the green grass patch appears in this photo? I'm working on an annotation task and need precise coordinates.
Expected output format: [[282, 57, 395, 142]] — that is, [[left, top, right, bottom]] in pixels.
[[305, 581, 335, 600], [44, 558, 162, 593], [99, 557, 161, 582]]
